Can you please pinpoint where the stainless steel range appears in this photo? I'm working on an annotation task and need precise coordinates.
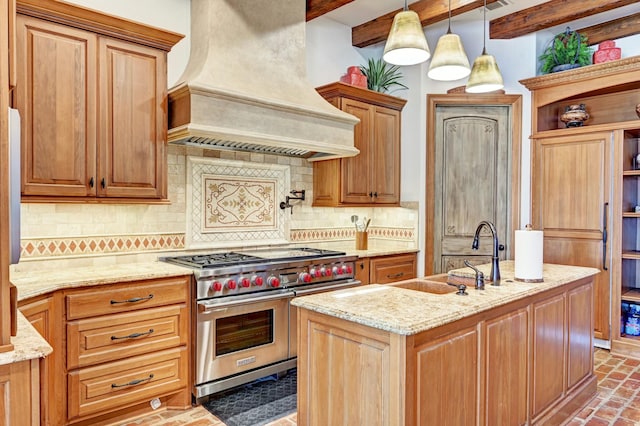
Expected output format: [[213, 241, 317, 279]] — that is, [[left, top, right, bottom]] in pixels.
[[161, 247, 359, 399]]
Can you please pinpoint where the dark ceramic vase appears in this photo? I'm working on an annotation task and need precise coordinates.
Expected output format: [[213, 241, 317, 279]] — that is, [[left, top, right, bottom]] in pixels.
[[560, 104, 589, 127]]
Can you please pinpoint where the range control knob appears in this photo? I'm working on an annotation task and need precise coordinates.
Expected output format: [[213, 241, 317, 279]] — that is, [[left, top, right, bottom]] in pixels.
[[342, 264, 352, 274], [267, 276, 281, 288], [240, 277, 251, 288], [211, 281, 222, 292], [309, 268, 318, 278], [331, 266, 339, 276], [225, 279, 237, 290], [252, 275, 264, 286], [320, 267, 328, 277], [299, 272, 312, 283]]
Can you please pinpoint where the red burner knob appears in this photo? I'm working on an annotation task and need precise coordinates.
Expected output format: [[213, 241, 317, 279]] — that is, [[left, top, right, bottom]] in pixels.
[[253, 276, 264, 286], [211, 281, 222, 292], [345, 265, 353, 274], [299, 272, 312, 283], [268, 276, 281, 288], [240, 277, 251, 288], [226, 279, 237, 290]]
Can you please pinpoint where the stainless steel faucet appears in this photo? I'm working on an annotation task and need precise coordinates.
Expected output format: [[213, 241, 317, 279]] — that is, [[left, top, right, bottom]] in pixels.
[[472, 221, 501, 286]]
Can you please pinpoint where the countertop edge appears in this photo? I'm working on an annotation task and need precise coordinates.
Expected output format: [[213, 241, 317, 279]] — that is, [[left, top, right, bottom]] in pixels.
[[0, 312, 53, 365]]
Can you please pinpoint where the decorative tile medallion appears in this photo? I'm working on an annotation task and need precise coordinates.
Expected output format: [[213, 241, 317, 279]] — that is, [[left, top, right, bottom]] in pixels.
[[187, 157, 290, 249], [202, 176, 276, 232]]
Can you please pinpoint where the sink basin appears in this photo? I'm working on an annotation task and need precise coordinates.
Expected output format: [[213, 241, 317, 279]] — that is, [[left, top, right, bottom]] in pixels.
[[388, 274, 457, 295]]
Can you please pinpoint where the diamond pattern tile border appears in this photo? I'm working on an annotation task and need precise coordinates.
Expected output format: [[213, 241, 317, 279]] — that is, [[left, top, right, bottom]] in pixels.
[[20, 234, 185, 259], [290, 227, 415, 242]]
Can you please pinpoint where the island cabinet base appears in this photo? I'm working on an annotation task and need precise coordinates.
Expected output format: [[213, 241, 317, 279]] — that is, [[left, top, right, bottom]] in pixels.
[[296, 276, 596, 426]]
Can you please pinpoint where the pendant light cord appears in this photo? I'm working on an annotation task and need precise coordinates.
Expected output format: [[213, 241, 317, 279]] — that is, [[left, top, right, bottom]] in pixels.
[[404, 0, 408, 11], [482, 0, 487, 55], [447, 0, 452, 33]]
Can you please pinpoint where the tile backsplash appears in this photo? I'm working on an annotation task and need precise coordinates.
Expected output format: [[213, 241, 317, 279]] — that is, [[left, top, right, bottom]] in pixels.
[[16, 146, 418, 267]]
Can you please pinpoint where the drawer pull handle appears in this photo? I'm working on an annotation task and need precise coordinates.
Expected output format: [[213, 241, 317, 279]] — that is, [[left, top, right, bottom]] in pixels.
[[111, 328, 154, 341], [110, 294, 154, 305], [387, 272, 404, 279], [111, 374, 154, 388]]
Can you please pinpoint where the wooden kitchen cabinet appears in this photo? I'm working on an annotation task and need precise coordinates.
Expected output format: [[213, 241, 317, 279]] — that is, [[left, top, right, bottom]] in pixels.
[[521, 56, 640, 344], [313, 82, 406, 206], [15, 0, 182, 201], [19, 275, 191, 425], [356, 252, 417, 285], [297, 274, 595, 425], [65, 275, 191, 424], [370, 252, 417, 284], [19, 294, 65, 425]]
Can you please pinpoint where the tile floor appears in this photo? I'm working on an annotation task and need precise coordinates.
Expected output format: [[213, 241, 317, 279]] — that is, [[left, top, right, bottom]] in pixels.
[[117, 348, 640, 426]]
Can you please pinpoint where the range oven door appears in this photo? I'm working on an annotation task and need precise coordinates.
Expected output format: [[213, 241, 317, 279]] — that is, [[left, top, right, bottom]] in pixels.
[[289, 279, 361, 357], [196, 290, 293, 390]]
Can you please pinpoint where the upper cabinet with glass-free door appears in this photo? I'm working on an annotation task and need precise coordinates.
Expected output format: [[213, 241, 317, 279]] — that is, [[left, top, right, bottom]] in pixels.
[[15, 0, 183, 201]]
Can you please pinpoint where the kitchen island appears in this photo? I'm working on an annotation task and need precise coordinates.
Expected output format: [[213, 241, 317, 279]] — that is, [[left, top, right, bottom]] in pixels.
[[292, 261, 599, 425]]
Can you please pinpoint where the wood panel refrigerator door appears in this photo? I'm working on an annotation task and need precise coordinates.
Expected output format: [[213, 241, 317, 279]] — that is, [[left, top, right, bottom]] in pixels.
[[433, 106, 512, 273], [16, 15, 97, 197], [98, 37, 166, 199], [531, 132, 612, 340]]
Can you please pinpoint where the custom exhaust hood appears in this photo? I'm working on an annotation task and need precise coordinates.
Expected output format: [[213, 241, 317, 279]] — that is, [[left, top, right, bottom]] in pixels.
[[167, 0, 360, 161]]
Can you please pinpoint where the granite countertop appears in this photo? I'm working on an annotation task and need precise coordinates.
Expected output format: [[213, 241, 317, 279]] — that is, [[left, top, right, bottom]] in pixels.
[[291, 261, 599, 335], [0, 312, 52, 365], [11, 261, 193, 301], [10, 243, 418, 301]]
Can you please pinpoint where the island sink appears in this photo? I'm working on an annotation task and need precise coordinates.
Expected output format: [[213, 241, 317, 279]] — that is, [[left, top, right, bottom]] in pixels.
[[387, 274, 457, 295]]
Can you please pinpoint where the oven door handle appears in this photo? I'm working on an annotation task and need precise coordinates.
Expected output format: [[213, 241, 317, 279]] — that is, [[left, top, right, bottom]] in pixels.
[[197, 290, 294, 312], [293, 280, 361, 296]]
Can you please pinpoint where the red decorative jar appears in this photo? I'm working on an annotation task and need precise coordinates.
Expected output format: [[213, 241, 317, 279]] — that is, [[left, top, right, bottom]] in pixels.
[[340, 66, 367, 88], [593, 40, 621, 64]]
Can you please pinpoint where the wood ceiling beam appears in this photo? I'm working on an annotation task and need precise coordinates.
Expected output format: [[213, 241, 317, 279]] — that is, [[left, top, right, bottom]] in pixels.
[[306, 0, 354, 22], [351, 0, 498, 48], [576, 12, 640, 45], [489, 0, 639, 40]]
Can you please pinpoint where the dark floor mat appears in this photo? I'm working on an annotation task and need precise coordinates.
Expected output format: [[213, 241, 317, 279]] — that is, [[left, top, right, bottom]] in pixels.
[[203, 369, 297, 426]]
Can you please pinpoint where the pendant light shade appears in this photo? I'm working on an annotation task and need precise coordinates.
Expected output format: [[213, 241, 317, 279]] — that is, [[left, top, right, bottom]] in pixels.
[[428, 32, 470, 81], [466, 48, 504, 93], [383, 5, 430, 66], [466, 0, 504, 93], [427, 0, 470, 81]]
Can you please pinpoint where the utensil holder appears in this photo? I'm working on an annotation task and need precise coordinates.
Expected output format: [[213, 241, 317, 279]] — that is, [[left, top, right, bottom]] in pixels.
[[355, 231, 368, 250]]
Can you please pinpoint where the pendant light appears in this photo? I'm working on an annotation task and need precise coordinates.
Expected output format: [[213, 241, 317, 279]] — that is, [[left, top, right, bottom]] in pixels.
[[427, 0, 470, 81], [383, 0, 431, 66], [465, 0, 504, 93]]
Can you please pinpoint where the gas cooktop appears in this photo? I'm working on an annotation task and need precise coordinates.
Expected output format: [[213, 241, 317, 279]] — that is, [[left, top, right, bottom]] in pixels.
[[161, 247, 347, 269]]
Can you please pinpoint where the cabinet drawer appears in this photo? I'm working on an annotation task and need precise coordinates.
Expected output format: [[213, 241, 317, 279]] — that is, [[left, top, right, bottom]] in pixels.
[[370, 253, 417, 284], [66, 276, 190, 320], [67, 304, 188, 369], [67, 347, 187, 420]]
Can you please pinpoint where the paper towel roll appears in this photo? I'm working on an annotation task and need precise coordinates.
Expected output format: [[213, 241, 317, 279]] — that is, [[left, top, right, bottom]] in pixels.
[[514, 227, 544, 283]]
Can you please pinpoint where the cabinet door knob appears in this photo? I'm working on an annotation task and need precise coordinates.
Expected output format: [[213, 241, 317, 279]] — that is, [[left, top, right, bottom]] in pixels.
[[101, 178, 106, 189], [89, 177, 94, 188]]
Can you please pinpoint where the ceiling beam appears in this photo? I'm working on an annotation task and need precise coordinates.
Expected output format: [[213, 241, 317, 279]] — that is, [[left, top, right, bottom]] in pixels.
[[306, 0, 354, 22], [351, 0, 498, 48], [577, 12, 640, 45], [489, 0, 639, 40]]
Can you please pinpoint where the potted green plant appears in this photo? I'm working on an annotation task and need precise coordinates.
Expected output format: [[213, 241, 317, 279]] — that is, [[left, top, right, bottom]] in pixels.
[[538, 27, 592, 74], [359, 58, 408, 94]]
